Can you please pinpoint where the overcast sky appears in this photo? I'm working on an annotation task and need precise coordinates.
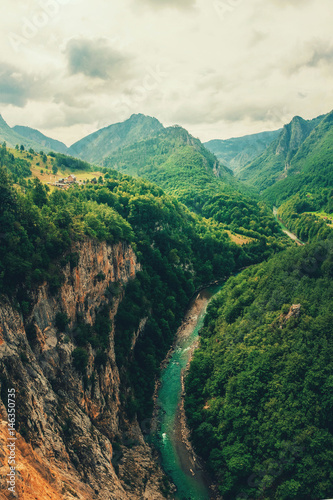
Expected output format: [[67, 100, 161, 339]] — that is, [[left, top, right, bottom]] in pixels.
[[0, 0, 332, 146]]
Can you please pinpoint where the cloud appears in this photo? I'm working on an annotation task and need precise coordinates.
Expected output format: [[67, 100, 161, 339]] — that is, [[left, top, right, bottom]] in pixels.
[[284, 40, 333, 75], [0, 63, 47, 107], [66, 38, 132, 80]]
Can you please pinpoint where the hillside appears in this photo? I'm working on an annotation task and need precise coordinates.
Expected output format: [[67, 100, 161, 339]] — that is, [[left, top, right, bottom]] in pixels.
[[103, 125, 284, 242], [204, 129, 280, 174], [257, 111, 333, 243], [185, 242, 333, 500], [13, 125, 69, 154], [0, 114, 69, 154], [0, 114, 43, 151], [238, 114, 326, 191], [263, 110, 333, 205], [69, 113, 164, 164], [0, 110, 331, 500]]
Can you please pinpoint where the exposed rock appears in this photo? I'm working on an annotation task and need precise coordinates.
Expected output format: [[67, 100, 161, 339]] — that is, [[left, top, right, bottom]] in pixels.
[[279, 304, 301, 328], [285, 304, 301, 321], [0, 238, 170, 499]]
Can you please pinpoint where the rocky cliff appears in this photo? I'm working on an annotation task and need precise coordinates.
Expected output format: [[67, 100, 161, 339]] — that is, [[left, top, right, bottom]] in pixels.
[[237, 113, 325, 190], [0, 238, 171, 500]]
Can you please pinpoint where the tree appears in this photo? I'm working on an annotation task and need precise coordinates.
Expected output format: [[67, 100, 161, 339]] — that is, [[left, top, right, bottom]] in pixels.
[[52, 164, 58, 175], [20, 144, 25, 152], [0, 142, 6, 167], [72, 348, 89, 375], [32, 178, 48, 207]]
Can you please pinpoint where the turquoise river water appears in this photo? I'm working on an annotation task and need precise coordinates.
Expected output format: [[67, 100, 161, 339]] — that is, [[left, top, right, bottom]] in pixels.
[[155, 288, 219, 500]]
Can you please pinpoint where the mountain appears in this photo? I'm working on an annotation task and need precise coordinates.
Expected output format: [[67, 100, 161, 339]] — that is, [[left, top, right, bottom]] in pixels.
[[102, 124, 284, 243], [0, 114, 43, 151], [0, 114, 68, 154], [13, 125, 69, 154], [262, 110, 333, 204], [69, 113, 164, 164], [103, 123, 233, 185], [204, 129, 280, 174], [238, 113, 326, 191], [265, 111, 333, 243]]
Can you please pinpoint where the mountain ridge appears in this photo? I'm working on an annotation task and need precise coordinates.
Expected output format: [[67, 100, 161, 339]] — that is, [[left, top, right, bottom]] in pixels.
[[238, 113, 327, 191], [204, 129, 281, 173], [13, 125, 69, 154]]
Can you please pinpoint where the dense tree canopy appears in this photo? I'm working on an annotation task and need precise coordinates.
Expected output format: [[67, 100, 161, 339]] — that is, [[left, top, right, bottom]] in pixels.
[[185, 242, 333, 499]]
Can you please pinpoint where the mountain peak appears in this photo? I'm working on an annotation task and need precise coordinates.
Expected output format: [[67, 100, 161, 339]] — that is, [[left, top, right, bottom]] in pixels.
[[69, 113, 164, 164], [0, 114, 10, 128]]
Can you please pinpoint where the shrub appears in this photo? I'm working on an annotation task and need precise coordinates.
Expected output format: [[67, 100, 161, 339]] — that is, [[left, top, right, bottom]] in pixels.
[[72, 347, 89, 374], [55, 312, 69, 331]]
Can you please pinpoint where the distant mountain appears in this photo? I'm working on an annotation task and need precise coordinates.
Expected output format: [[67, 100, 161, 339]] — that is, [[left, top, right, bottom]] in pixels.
[[0, 114, 43, 151], [204, 129, 281, 174], [13, 125, 69, 154], [0, 114, 69, 154], [69, 113, 164, 164], [238, 114, 326, 191]]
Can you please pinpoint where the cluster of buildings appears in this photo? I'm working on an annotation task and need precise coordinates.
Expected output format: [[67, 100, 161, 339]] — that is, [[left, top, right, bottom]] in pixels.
[[49, 174, 98, 190], [51, 174, 78, 189]]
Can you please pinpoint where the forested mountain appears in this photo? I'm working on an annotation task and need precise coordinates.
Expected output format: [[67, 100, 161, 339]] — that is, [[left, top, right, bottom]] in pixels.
[[13, 125, 69, 154], [186, 242, 333, 500], [263, 111, 333, 205], [204, 129, 280, 174], [257, 112, 333, 243], [103, 125, 283, 241], [238, 113, 326, 191], [69, 113, 164, 164]]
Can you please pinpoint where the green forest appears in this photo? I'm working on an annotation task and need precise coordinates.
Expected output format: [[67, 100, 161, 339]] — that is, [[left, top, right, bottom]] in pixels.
[[185, 243, 333, 499]]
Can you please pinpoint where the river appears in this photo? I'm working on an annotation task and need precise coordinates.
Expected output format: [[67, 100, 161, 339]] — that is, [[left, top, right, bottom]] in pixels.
[[153, 287, 221, 500]]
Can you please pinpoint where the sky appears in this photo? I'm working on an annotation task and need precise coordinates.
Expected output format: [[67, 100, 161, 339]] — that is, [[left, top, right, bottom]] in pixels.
[[0, 0, 332, 146]]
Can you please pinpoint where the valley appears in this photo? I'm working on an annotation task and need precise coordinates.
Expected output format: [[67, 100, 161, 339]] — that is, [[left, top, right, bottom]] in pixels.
[[0, 109, 332, 500]]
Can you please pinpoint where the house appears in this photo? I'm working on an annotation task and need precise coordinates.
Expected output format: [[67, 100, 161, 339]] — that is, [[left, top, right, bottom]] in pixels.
[[53, 182, 68, 190], [67, 174, 77, 183]]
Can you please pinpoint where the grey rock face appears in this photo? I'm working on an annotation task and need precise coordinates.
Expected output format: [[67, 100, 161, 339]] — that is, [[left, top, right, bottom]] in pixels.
[[0, 238, 170, 499]]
